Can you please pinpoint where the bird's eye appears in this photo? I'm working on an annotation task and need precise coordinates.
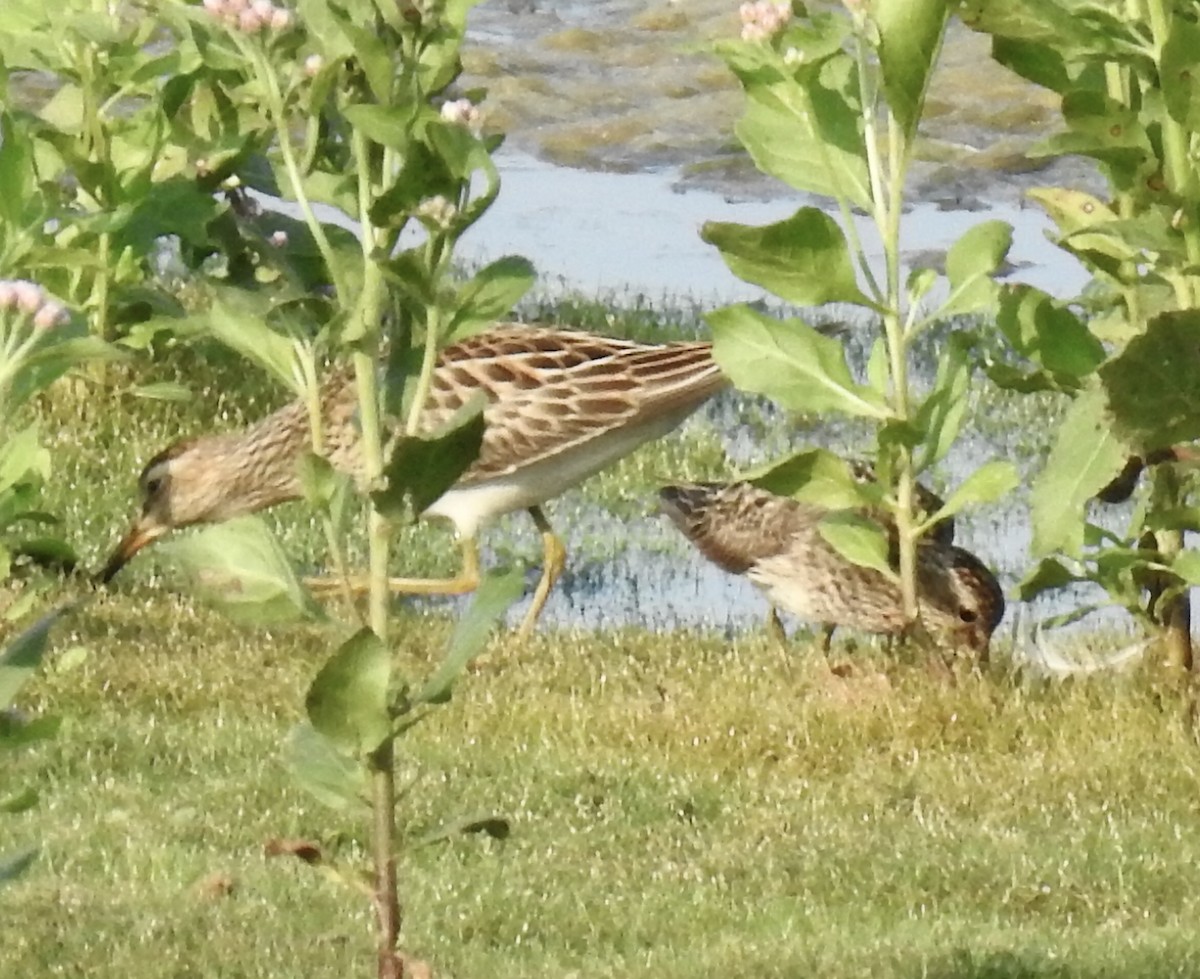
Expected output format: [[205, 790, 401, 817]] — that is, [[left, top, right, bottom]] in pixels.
[[145, 477, 162, 496], [959, 607, 978, 624]]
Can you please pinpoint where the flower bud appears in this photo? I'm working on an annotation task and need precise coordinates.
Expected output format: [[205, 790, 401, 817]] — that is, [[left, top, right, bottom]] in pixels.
[[269, 230, 289, 248], [251, 0, 273, 17], [304, 53, 324, 77], [270, 7, 292, 30], [0, 281, 16, 312], [13, 280, 44, 315], [238, 8, 263, 31], [33, 301, 68, 330]]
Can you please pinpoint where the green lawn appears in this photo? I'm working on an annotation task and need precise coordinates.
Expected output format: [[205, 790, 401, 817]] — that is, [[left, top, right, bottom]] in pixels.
[[5, 602, 1200, 978]]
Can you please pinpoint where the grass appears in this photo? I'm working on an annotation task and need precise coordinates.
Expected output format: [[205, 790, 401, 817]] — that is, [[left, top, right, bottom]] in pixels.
[[5, 606, 1200, 978], [3, 297, 1195, 977]]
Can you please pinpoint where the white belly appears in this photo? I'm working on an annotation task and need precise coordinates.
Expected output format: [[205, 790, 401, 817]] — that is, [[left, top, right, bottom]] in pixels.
[[422, 406, 697, 536]]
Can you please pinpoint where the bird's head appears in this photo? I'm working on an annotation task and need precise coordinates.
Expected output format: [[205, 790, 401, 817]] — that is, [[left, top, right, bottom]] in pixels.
[[96, 437, 245, 584]]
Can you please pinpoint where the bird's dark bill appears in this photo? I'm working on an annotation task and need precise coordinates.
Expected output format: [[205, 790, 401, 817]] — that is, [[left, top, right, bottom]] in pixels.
[[95, 524, 158, 585]]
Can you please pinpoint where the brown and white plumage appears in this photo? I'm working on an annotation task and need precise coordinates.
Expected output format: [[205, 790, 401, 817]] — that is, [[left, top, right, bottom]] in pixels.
[[658, 481, 1004, 657], [100, 324, 726, 634]]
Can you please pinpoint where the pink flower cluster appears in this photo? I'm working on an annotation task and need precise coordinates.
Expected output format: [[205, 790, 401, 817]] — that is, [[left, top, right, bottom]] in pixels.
[[0, 280, 70, 330], [440, 99, 484, 136], [202, 0, 293, 33], [740, 1, 791, 41]]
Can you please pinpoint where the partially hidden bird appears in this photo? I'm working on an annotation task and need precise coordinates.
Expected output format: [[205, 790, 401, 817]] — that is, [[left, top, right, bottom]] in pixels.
[[100, 324, 727, 636], [658, 480, 1004, 659]]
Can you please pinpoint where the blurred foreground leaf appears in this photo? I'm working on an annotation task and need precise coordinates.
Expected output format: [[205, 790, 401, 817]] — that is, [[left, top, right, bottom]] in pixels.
[[1100, 311, 1200, 451], [306, 629, 392, 756], [817, 512, 894, 580], [283, 722, 369, 811], [163, 517, 324, 625]]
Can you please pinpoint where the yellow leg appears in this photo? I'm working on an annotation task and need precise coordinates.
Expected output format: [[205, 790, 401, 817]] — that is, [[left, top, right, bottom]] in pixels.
[[305, 538, 481, 598], [517, 506, 566, 639]]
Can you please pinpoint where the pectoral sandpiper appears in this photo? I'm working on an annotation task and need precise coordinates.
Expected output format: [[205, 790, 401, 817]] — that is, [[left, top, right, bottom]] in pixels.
[[100, 324, 726, 635], [658, 481, 1004, 658]]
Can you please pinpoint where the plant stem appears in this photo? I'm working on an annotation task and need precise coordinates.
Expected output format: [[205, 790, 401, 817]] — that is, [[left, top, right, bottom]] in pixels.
[[882, 111, 918, 622], [1146, 0, 1200, 306], [247, 39, 350, 302], [351, 124, 401, 978]]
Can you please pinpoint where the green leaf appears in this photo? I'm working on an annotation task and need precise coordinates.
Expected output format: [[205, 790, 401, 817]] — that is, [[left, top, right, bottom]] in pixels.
[[874, 0, 948, 143], [1170, 551, 1200, 587], [297, 452, 347, 510], [0, 424, 49, 494], [413, 567, 525, 706], [131, 382, 192, 402], [1026, 187, 1116, 235], [162, 517, 324, 625], [996, 285, 1105, 380], [306, 628, 392, 756], [0, 787, 38, 814], [282, 722, 368, 811], [1100, 310, 1200, 450], [734, 77, 872, 212], [1162, 18, 1200, 130], [0, 113, 35, 226], [202, 298, 307, 396], [702, 208, 873, 308], [373, 400, 486, 519], [447, 256, 536, 340], [1030, 386, 1128, 558], [344, 104, 411, 149], [710, 304, 890, 419], [913, 332, 972, 469], [1015, 556, 1085, 602], [0, 846, 38, 886], [940, 220, 1012, 317], [0, 605, 68, 710], [989, 36, 1069, 93], [817, 512, 895, 580], [743, 448, 869, 511], [930, 460, 1019, 525]]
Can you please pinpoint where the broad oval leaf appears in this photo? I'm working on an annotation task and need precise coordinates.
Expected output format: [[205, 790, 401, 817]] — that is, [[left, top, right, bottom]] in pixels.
[[1031, 386, 1128, 558], [306, 628, 392, 756], [817, 512, 895, 581], [702, 208, 873, 308], [448, 255, 537, 341], [939, 220, 1012, 318], [163, 517, 324, 625], [743, 448, 870, 511], [710, 304, 890, 419], [734, 79, 872, 212], [997, 285, 1105, 380], [282, 722, 369, 811], [1100, 310, 1200, 450], [1162, 19, 1200, 130], [374, 399, 486, 520]]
